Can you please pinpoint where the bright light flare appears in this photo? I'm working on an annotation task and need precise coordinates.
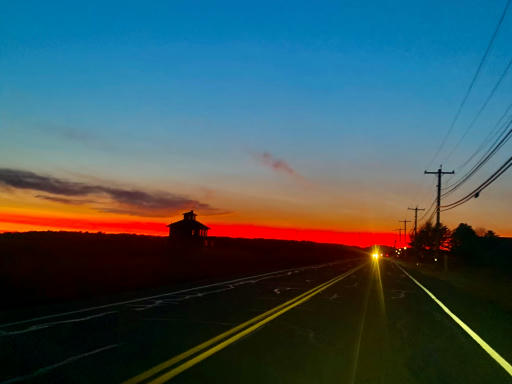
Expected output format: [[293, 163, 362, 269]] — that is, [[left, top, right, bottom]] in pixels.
[[371, 245, 382, 260]]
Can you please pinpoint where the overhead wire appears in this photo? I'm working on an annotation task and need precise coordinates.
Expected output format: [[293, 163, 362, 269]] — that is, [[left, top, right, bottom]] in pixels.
[[407, 0, 512, 227], [454, 99, 512, 172], [413, 172, 436, 214], [425, 0, 512, 169], [418, 198, 437, 225], [443, 55, 512, 163], [442, 116, 512, 197], [441, 154, 512, 211]]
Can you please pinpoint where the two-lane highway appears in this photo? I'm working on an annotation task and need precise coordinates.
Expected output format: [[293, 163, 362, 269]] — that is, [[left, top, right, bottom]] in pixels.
[[0, 259, 360, 383], [1, 257, 511, 383]]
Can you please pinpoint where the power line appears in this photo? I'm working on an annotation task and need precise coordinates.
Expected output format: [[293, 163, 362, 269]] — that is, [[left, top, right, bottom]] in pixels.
[[426, 207, 437, 223], [415, 172, 437, 212], [417, 202, 437, 226], [426, 0, 512, 168], [444, 55, 512, 163], [442, 104, 512, 188], [441, 154, 512, 211], [453, 99, 512, 173], [442, 116, 512, 197], [418, 198, 436, 224]]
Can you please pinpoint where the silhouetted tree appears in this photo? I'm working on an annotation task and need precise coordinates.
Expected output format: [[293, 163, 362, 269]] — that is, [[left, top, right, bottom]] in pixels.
[[450, 223, 480, 264], [483, 230, 499, 244], [410, 221, 450, 261], [410, 222, 506, 268], [450, 224, 502, 265], [485, 230, 499, 260]]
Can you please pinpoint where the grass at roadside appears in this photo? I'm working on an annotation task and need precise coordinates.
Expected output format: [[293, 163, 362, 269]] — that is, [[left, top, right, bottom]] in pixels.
[[396, 259, 512, 310]]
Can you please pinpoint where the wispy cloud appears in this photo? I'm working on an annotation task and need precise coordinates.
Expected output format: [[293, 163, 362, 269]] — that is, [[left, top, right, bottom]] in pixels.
[[0, 168, 218, 217], [35, 195, 95, 205], [254, 152, 299, 176], [26, 121, 114, 151]]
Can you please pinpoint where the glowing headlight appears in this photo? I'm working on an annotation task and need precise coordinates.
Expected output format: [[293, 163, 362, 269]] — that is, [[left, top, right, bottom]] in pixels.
[[372, 253, 379, 259]]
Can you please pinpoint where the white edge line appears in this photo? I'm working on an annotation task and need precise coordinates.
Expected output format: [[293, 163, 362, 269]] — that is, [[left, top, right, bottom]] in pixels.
[[0, 344, 119, 384], [396, 263, 512, 377], [0, 259, 356, 328], [0, 311, 118, 336]]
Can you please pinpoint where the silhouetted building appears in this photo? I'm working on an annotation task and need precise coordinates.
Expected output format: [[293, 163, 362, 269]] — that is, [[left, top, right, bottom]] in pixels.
[[167, 210, 209, 246]]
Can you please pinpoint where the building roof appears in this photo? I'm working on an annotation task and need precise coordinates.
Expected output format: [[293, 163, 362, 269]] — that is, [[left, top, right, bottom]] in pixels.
[[167, 210, 210, 230], [167, 220, 209, 230]]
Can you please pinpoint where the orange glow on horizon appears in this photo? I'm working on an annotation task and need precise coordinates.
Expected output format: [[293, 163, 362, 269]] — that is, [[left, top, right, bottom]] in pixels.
[[0, 213, 168, 236], [0, 212, 396, 247], [209, 224, 396, 247]]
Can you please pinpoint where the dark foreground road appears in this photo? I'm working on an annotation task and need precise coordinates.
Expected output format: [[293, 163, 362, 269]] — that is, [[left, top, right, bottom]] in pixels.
[[1, 258, 511, 384]]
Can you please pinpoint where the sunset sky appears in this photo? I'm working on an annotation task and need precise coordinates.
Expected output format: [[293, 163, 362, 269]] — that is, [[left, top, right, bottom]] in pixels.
[[1, 0, 512, 246]]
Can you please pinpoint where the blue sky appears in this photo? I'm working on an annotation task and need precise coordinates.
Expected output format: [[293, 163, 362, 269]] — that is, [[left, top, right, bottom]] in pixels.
[[1, 0, 512, 235]]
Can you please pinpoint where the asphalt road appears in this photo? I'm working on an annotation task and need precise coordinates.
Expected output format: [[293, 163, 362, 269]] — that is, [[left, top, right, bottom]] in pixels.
[[1, 257, 511, 384]]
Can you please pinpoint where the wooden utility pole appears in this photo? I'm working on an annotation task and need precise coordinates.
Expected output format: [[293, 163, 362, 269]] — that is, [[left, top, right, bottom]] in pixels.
[[399, 219, 411, 245], [424, 165, 454, 272], [408, 206, 425, 237], [424, 166, 454, 226]]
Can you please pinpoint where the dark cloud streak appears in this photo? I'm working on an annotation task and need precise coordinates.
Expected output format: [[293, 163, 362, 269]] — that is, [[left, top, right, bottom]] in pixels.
[[35, 195, 95, 205], [0, 168, 216, 216]]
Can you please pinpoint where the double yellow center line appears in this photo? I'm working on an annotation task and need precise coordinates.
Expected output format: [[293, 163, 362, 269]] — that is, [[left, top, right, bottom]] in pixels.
[[123, 262, 366, 384]]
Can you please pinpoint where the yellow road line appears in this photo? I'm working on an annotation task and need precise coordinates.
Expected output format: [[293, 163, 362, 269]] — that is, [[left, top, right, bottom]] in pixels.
[[123, 263, 366, 384], [122, 271, 343, 384], [396, 263, 512, 377], [148, 264, 365, 384]]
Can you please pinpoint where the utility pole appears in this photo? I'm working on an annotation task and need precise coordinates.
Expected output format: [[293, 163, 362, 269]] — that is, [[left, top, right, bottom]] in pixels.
[[408, 206, 425, 237], [399, 219, 411, 245], [424, 165, 454, 272], [424, 165, 454, 226]]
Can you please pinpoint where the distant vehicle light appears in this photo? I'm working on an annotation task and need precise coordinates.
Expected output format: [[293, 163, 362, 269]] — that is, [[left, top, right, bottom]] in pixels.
[[372, 253, 379, 259]]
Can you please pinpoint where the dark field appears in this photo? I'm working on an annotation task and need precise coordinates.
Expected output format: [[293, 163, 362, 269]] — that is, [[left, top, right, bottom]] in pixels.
[[2, 233, 512, 383], [0, 231, 366, 309]]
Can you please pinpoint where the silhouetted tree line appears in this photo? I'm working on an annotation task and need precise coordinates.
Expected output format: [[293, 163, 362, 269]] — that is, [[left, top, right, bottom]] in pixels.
[[409, 222, 510, 267]]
